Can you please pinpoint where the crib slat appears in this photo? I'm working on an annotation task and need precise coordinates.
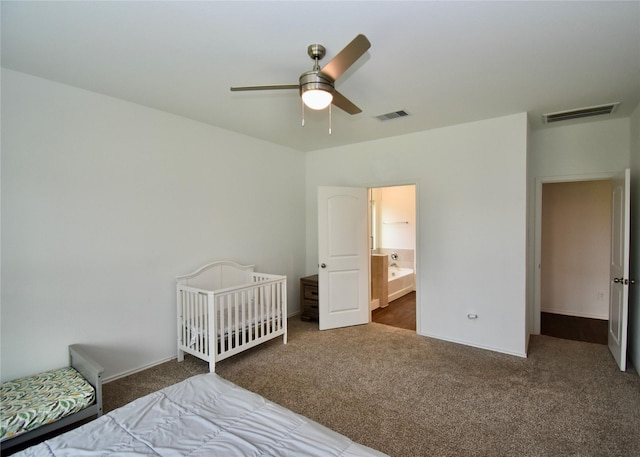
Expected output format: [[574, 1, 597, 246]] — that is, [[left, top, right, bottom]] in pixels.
[[268, 283, 272, 331], [258, 286, 263, 337], [241, 289, 246, 345], [271, 282, 276, 330], [226, 294, 232, 353], [201, 293, 205, 354], [221, 295, 225, 352], [180, 291, 186, 351], [195, 293, 200, 352], [234, 292, 240, 349], [205, 293, 210, 355], [248, 287, 255, 343], [186, 294, 194, 346], [196, 293, 200, 353]]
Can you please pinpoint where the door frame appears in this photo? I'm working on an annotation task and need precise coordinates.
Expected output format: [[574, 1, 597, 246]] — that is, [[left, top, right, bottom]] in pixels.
[[532, 172, 617, 335], [367, 182, 420, 333]]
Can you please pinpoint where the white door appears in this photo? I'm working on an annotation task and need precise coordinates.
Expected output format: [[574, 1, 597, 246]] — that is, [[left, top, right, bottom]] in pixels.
[[317, 186, 369, 330], [608, 169, 631, 371]]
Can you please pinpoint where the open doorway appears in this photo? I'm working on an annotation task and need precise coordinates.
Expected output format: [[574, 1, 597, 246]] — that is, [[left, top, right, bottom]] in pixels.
[[540, 179, 611, 344], [368, 184, 417, 331]]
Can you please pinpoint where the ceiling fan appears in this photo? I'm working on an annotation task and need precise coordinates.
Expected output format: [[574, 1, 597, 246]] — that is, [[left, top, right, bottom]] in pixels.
[[230, 34, 371, 115]]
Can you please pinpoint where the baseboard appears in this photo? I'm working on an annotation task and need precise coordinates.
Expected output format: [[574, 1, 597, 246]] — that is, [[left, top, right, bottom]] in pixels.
[[388, 286, 413, 302], [105, 314, 300, 383], [417, 330, 528, 358], [102, 356, 176, 384], [541, 308, 608, 320]]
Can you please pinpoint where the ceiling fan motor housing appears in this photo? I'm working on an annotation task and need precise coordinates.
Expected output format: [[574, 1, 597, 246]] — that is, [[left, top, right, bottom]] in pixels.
[[299, 70, 335, 96]]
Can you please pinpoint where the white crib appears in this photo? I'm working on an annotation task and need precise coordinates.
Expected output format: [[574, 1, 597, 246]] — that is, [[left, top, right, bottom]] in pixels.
[[176, 260, 287, 372]]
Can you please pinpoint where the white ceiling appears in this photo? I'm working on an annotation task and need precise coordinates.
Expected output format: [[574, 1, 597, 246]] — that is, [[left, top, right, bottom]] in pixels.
[[2, 1, 639, 152]]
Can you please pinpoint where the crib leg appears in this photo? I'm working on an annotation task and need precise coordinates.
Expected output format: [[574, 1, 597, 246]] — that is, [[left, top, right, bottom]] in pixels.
[[177, 348, 184, 363]]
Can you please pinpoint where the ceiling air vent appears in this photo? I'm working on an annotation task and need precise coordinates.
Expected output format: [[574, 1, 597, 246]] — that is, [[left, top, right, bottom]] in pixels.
[[542, 102, 619, 124], [376, 110, 409, 121]]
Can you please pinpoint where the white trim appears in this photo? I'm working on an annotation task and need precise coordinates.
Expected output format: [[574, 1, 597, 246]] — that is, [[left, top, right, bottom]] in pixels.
[[102, 355, 175, 384], [532, 171, 618, 335], [418, 331, 528, 358], [541, 307, 608, 320]]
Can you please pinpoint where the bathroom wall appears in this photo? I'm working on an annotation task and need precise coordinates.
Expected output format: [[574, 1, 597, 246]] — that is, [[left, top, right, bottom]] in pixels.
[[373, 185, 416, 270], [375, 248, 415, 271]]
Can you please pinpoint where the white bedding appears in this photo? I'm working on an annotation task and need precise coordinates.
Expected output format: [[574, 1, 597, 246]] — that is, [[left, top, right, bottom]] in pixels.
[[15, 373, 388, 457]]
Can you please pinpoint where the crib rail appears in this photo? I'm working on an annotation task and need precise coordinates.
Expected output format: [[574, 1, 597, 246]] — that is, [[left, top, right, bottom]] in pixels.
[[177, 274, 287, 372]]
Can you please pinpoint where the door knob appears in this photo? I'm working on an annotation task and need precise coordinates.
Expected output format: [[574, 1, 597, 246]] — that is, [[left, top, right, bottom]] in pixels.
[[613, 277, 623, 283], [320, 263, 327, 268]]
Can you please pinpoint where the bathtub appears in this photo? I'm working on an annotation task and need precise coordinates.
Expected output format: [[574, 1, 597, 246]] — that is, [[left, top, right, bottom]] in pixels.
[[388, 267, 415, 302]]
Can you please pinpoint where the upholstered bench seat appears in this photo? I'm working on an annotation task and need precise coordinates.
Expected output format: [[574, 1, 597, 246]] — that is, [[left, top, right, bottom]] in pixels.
[[1, 366, 96, 441]]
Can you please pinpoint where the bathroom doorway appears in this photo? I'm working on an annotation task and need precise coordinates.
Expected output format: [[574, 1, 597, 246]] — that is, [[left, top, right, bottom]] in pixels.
[[369, 184, 417, 331]]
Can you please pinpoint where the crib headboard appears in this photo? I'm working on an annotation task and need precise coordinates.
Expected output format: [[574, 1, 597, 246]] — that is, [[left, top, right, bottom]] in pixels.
[[176, 260, 255, 290]]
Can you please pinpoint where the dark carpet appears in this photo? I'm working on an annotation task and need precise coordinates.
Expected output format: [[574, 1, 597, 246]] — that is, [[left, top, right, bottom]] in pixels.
[[103, 318, 640, 457]]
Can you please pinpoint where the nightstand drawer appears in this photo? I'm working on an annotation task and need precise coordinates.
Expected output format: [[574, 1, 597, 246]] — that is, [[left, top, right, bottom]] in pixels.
[[300, 274, 319, 322], [303, 300, 319, 319], [303, 299, 319, 311], [304, 287, 319, 300]]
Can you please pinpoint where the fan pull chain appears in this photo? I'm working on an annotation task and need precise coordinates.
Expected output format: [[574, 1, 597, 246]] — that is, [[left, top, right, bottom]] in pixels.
[[301, 99, 305, 126], [329, 104, 332, 135]]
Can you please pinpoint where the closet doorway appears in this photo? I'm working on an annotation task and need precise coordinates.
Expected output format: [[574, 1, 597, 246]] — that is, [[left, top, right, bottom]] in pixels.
[[539, 179, 612, 344], [369, 184, 417, 331]]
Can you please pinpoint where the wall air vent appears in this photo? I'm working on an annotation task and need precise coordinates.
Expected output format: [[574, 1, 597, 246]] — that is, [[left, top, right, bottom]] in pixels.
[[376, 110, 409, 121], [542, 102, 619, 124]]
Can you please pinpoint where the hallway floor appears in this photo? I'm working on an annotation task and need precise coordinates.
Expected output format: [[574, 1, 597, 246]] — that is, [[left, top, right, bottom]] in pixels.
[[372, 296, 608, 345], [541, 312, 608, 345]]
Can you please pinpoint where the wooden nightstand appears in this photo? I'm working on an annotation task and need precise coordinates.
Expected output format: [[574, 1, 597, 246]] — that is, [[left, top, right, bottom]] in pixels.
[[300, 275, 319, 321]]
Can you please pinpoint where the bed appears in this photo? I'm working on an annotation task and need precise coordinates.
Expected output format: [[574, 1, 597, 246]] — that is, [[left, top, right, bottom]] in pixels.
[[0, 345, 103, 453], [13, 373, 388, 456], [176, 260, 287, 372]]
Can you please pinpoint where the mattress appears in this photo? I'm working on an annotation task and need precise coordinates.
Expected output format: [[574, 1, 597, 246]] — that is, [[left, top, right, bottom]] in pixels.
[[1, 367, 95, 441], [15, 373, 388, 456]]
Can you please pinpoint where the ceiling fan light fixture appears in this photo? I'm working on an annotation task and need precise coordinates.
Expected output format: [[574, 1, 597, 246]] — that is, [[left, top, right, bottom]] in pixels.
[[299, 70, 335, 110], [302, 89, 333, 110]]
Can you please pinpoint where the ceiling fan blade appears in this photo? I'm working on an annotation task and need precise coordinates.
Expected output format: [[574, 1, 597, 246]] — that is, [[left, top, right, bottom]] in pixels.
[[321, 34, 371, 81], [332, 90, 362, 115], [230, 84, 298, 91]]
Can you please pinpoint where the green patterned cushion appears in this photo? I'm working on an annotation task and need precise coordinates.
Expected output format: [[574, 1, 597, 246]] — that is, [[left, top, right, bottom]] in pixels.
[[0, 366, 95, 440]]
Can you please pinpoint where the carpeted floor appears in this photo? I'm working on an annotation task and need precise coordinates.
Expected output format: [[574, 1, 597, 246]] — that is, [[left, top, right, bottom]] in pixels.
[[103, 319, 640, 457]]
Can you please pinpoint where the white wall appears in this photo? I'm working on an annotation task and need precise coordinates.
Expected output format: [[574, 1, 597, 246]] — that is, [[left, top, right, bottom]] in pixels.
[[306, 113, 529, 357], [530, 118, 631, 178], [1, 69, 306, 381], [629, 104, 640, 373]]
